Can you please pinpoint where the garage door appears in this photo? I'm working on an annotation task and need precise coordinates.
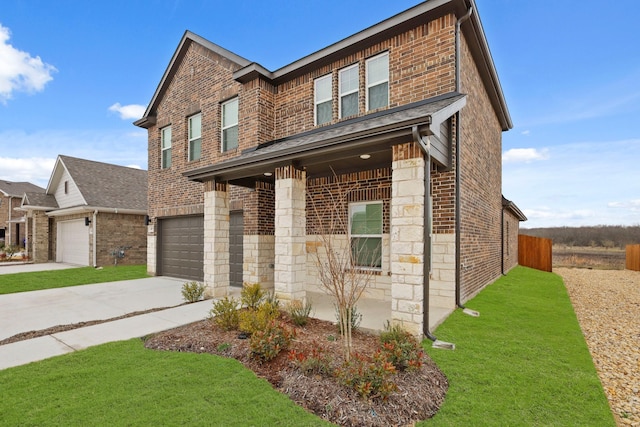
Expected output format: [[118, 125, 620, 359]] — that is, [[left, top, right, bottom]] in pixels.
[[57, 219, 90, 266], [158, 216, 204, 281]]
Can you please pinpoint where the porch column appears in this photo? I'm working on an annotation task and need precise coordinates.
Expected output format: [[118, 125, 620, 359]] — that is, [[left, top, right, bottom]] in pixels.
[[390, 142, 425, 337], [204, 180, 230, 297], [274, 165, 306, 302]]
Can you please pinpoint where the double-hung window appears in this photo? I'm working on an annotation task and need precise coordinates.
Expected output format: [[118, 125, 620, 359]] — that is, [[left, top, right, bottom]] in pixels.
[[222, 98, 238, 151], [314, 74, 332, 125], [188, 113, 202, 161], [161, 125, 172, 169], [366, 52, 389, 111], [339, 64, 359, 118], [349, 202, 383, 268]]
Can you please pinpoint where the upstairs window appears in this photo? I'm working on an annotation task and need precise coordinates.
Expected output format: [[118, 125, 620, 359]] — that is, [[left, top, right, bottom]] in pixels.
[[188, 113, 202, 161], [222, 98, 239, 152], [366, 52, 389, 111], [339, 64, 359, 118], [161, 125, 172, 169], [314, 74, 332, 125], [349, 202, 383, 269]]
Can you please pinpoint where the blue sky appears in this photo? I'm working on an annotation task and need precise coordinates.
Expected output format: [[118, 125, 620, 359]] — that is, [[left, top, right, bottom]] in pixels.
[[1, 0, 639, 228]]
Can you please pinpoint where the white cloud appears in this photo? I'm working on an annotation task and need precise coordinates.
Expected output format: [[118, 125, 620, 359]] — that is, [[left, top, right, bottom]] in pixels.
[[0, 156, 56, 187], [0, 23, 56, 103], [502, 147, 549, 164], [521, 130, 530, 136], [108, 103, 146, 120], [608, 199, 640, 212]]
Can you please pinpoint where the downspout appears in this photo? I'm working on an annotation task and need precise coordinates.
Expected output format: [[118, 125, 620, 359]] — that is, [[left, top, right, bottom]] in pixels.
[[92, 210, 98, 267], [455, 7, 473, 311], [412, 126, 437, 342]]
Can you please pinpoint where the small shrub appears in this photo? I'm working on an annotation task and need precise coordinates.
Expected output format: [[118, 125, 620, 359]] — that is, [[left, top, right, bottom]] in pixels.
[[249, 320, 296, 361], [181, 281, 206, 303], [288, 299, 313, 326], [288, 344, 332, 376], [264, 291, 281, 310], [238, 302, 280, 335], [335, 304, 362, 334], [210, 296, 240, 331], [379, 321, 425, 371], [241, 283, 265, 309], [335, 351, 398, 400]]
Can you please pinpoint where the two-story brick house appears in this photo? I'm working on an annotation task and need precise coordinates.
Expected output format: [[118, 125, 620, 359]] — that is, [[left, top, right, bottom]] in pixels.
[[136, 0, 525, 336], [0, 180, 45, 250]]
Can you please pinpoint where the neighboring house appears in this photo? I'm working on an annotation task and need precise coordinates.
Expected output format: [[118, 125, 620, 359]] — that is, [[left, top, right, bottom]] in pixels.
[[0, 181, 45, 249], [19, 155, 148, 267], [135, 0, 526, 336]]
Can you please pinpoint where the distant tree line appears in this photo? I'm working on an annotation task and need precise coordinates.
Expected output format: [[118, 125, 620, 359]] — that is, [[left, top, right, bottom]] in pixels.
[[521, 225, 640, 248]]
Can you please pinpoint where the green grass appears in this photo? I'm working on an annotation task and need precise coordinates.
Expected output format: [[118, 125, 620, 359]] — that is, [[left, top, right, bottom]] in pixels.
[[0, 339, 329, 426], [0, 265, 148, 294], [421, 266, 615, 426]]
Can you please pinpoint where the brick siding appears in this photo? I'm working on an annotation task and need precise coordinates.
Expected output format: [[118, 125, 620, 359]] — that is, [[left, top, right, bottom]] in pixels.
[[458, 33, 504, 301]]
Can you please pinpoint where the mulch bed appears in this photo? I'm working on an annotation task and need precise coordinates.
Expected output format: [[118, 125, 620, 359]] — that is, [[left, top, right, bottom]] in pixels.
[[144, 315, 448, 426]]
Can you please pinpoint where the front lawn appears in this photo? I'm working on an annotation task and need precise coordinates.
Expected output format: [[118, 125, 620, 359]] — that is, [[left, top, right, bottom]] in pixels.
[[0, 265, 148, 294], [0, 340, 328, 426], [422, 266, 615, 426]]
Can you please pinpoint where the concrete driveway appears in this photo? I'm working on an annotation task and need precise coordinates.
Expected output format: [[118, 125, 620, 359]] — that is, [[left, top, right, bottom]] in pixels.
[[0, 265, 213, 370]]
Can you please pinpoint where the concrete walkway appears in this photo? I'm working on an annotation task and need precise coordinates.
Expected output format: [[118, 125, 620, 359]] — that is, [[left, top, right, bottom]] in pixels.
[[0, 276, 212, 371]]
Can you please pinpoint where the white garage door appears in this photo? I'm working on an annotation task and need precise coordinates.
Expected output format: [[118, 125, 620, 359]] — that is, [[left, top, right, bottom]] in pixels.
[[57, 219, 90, 266]]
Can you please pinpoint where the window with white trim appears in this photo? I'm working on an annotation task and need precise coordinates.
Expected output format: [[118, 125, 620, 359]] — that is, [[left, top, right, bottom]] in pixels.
[[366, 52, 389, 111], [314, 74, 332, 125], [349, 202, 383, 268], [161, 125, 172, 169], [222, 98, 238, 151], [188, 113, 201, 161], [339, 64, 359, 118]]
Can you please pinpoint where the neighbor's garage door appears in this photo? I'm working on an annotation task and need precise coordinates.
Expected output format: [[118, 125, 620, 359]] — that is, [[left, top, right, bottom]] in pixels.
[[57, 219, 90, 266], [158, 215, 204, 281]]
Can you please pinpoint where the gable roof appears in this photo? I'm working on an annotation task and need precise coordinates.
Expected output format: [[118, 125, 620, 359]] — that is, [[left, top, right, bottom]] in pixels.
[[0, 180, 44, 198], [47, 155, 147, 212], [21, 192, 58, 210], [135, 0, 511, 131]]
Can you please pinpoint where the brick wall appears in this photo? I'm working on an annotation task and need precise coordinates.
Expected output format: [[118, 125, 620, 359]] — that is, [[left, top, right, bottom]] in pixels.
[[306, 168, 392, 235], [273, 14, 456, 139], [95, 212, 147, 266], [502, 210, 520, 273], [458, 33, 504, 302]]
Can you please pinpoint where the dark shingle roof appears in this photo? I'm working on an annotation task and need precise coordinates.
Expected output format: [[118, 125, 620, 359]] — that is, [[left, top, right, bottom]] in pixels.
[[59, 155, 147, 211], [22, 192, 58, 209], [0, 181, 45, 197]]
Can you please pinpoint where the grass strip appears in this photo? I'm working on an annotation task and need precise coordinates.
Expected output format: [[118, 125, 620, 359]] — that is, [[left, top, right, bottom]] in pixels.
[[0, 339, 329, 426], [0, 265, 148, 294], [421, 266, 615, 426]]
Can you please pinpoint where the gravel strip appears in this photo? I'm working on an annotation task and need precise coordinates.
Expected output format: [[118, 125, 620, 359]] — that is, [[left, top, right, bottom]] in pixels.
[[556, 268, 640, 426]]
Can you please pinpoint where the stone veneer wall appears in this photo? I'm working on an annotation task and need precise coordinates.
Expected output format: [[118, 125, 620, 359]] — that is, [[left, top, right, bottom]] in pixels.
[[390, 142, 426, 336], [274, 165, 306, 302], [243, 234, 275, 288], [203, 181, 230, 297], [429, 233, 456, 308]]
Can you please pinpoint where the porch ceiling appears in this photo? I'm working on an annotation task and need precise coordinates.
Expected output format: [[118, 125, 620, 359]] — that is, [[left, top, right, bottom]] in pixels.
[[184, 92, 467, 188]]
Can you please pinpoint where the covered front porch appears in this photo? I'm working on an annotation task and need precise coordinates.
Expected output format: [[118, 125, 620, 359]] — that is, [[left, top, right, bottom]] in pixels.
[[186, 93, 467, 336]]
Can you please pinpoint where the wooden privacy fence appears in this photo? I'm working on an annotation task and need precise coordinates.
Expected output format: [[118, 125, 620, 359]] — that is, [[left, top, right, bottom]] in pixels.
[[627, 244, 640, 271], [519, 234, 553, 272]]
